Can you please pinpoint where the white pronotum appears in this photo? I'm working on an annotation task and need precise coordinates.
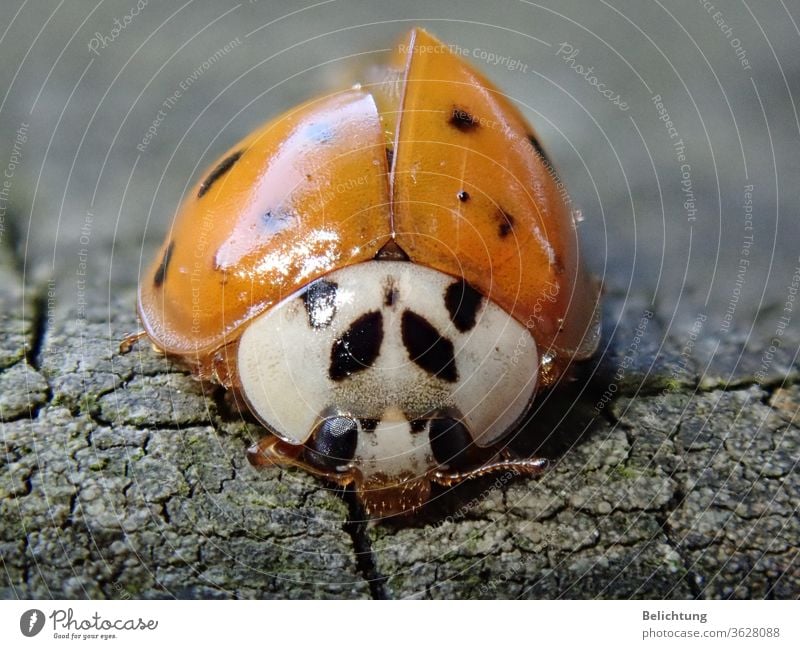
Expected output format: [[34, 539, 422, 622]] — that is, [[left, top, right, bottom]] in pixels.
[[237, 260, 538, 480]]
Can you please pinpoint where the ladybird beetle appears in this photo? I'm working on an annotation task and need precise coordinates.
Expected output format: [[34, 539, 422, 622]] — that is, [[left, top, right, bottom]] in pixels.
[[127, 28, 601, 517]]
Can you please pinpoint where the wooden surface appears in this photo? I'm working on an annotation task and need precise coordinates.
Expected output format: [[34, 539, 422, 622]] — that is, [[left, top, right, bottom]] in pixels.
[[0, 1, 798, 598]]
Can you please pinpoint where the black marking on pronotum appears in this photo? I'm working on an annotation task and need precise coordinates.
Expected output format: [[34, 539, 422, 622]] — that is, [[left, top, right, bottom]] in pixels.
[[527, 133, 553, 168], [409, 419, 428, 434], [449, 106, 479, 132], [359, 418, 379, 433], [383, 277, 399, 307], [444, 279, 483, 333], [329, 311, 384, 381], [302, 279, 338, 329], [197, 150, 243, 198], [385, 287, 398, 307], [401, 310, 458, 383], [153, 241, 175, 288], [497, 208, 515, 238], [457, 190, 470, 202]]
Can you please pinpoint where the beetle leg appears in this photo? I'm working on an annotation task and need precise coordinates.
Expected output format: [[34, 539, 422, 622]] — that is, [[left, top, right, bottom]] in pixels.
[[431, 456, 549, 487], [247, 435, 356, 488], [208, 341, 240, 388], [119, 330, 147, 354]]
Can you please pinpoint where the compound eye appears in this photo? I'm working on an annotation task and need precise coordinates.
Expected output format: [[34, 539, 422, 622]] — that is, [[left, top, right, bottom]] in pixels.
[[305, 416, 358, 471], [429, 418, 473, 469]]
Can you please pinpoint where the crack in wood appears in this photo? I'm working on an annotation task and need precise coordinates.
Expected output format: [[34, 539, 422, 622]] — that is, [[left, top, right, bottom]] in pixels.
[[342, 489, 389, 599]]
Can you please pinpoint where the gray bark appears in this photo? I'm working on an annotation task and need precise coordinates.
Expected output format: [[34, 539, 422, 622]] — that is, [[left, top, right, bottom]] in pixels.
[[1, 1, 798, 599]]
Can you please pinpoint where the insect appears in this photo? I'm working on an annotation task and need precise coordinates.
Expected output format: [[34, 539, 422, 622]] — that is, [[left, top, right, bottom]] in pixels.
[[125, 28, 601, 517]]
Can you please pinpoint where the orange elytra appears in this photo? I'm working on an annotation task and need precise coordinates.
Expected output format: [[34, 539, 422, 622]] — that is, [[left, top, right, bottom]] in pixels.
[[132, 27, 601, 517]]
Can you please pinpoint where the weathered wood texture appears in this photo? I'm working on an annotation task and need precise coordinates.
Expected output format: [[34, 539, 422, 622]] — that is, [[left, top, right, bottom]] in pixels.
[[1, 1, 798, 598]]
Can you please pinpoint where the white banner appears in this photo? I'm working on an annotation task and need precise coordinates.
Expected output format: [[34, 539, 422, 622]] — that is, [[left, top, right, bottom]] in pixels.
[[0, 600, 797, 647]]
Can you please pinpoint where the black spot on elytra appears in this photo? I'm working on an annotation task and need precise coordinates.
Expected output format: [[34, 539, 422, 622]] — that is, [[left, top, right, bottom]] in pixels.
[[444, 279, 483, 332], [457, 190, 470, 202], [153, 241, 175, 288], [305, 416, 358, 471], [329, 311, 384, 381], [449, 106, 479, 132], [386, 147, 394, 170], [401, 310, 458, 383], [429, 417, 473, 468], [197, 150, 242, 198], [359, 418, 379, 432], [302, 279, 338, 329], [497, 209, 515, 238], [528, 133, 554, 168]]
